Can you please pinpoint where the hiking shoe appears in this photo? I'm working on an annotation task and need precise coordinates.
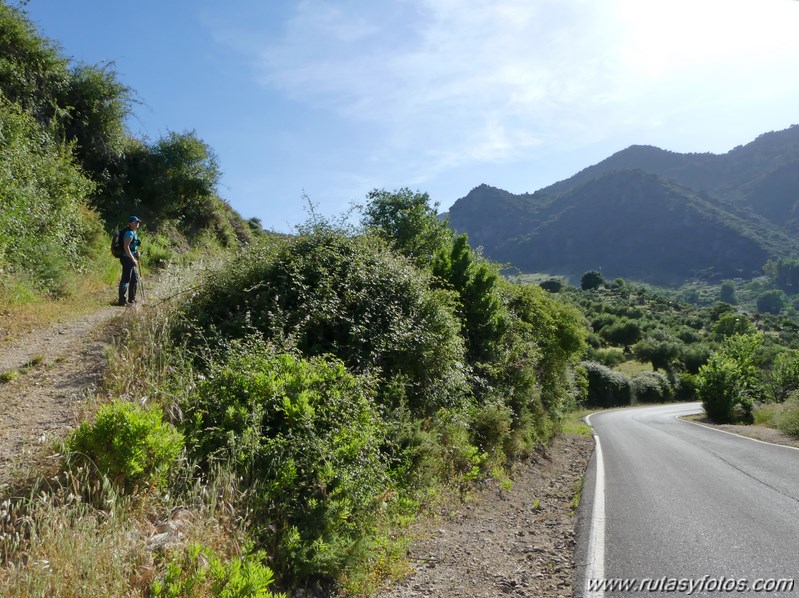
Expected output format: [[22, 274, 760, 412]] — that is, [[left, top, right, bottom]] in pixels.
[[128, 299, 137, 304], [117, 299, 128, 306]]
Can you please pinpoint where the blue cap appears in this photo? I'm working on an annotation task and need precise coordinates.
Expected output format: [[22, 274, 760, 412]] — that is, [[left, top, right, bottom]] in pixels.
[[128, 216, 141, 223]]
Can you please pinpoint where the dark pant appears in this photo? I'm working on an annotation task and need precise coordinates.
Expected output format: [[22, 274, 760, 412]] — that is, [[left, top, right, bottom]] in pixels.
[[118, 257, 139, 303]]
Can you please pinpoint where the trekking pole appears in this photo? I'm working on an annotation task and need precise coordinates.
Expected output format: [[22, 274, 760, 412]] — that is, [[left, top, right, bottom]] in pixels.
[[136, 265, 145, 305]]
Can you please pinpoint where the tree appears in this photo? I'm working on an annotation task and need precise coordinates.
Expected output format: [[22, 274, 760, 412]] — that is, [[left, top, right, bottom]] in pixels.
[[713, 312, 754, 339], [505, 283, 587, 413], [719, 280, 737, 305], [116, 131, 222, 231], [59, 62, 132, 178], [0, 7, 132, 179], [599, 318, 642, 348], [433, 234, 508, 365], [539, 278, 563, 293], [581, 270, 604, 290], [697, 334, 763, 423], [764, 258, 799, 293], [0, 4, 70, 124], [632, 332, 681, 372], [361, 188, 451, 267], [708, 302, 735, 322], [756, 289, 786, 315], [682, 344, 711, 374]]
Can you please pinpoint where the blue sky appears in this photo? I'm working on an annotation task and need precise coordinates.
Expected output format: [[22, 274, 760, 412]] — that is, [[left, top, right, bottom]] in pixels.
[[23, 0, 799, 233]]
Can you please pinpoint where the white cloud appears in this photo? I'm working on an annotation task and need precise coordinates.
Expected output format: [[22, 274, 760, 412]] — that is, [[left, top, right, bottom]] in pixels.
[[216, 0, 799, 185]]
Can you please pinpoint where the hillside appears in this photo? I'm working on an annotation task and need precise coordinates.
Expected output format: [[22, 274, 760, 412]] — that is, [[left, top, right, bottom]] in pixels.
[[447, 125, 799, 284]]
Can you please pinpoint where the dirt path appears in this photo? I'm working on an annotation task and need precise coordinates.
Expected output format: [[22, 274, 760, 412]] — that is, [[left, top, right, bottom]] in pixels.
[[0, 304, 133, 487]]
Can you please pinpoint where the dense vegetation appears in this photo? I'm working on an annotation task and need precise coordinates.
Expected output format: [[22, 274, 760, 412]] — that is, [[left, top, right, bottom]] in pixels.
[[447, 126, 799, 285], [543, 274, 799, 429], [151, 190, 588, 591]]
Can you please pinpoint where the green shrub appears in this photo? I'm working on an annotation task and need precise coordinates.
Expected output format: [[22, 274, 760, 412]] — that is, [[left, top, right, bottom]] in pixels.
[[632, 332, 681, 372], [176, 230, 468, 416], [697, 356, 741, 423], [589, 347, 625, 367], [151, 542, 286, 598], [776, 399, 799, 437], [65, 400, 184, 492], [139, 231, 177, 269], [0, 98, 98, 295], [431, 407, 486, 483], [713, 312, 754, 339], [753, 402, 781, 426], [502, 282, 587, 416], [632, 371, 673, 403], [674, 372, 697, 401], [469, 400, 512, 457], [183, 341, 388, 584], [581, 361, 633, 407], [767, 350, 799, 403]]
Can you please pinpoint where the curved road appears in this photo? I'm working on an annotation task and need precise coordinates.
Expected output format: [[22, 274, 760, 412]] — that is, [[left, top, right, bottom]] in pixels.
[[575, 403, 799, 597]]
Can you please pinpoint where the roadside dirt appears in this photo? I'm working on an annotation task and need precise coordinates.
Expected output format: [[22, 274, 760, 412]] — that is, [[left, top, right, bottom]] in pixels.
[[0, 304, 134, 488], [375, 434, 594, 598]]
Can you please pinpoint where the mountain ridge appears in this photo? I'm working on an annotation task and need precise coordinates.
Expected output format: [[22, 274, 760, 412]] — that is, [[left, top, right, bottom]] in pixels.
[[447, 125, 799, 285]]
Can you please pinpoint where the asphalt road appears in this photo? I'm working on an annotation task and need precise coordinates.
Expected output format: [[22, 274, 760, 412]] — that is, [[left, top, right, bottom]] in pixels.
[[575, 403, 799, 597]]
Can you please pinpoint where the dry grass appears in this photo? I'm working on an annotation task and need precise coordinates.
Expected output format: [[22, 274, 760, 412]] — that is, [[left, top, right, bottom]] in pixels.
[[614, 359, 653, 377], [0, 469, 248, 598]]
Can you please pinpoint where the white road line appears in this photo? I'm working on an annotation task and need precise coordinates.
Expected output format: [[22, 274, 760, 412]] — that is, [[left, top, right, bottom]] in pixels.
[[680, 416, 799, 452], [584, 413, 605, 598]]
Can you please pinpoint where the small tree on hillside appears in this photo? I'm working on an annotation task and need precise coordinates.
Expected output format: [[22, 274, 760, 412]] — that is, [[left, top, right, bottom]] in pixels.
[[581, 270, 604, 291], [713, 312, 754, 339], [708, 302, 735, 322], [719, 280, 737, 305], [539, 278, 563, 293], [599, 318, 642, 349], [633, 332, 681, 372], [756, 289, 786, 315]]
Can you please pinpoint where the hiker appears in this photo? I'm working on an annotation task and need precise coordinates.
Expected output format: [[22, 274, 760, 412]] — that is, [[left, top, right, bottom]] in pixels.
[[118, 216, 142, 306]]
